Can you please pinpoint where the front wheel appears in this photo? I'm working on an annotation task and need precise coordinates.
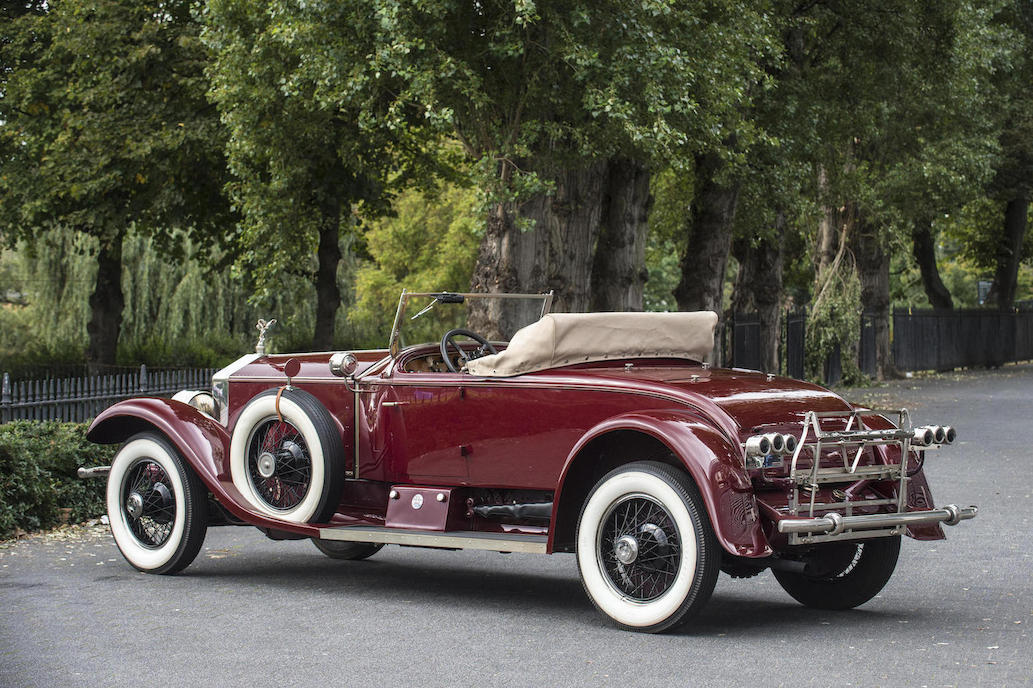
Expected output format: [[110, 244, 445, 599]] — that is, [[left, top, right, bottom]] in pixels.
[[107, 433, 208, 574], [773, 535, 901, 610], [576, 461, 720, 633]]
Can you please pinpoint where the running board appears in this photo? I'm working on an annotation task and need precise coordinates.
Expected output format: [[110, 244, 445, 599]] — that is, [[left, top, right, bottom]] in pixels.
[[317, 526, 548, 554]]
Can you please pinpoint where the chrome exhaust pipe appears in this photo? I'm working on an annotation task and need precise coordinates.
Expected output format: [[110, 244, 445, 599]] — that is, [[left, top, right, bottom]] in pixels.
[[943, 425, 956, 444], [745, 435, 771, 458], [931, 425, 947, 444], [764, 433, 785, 454], [782, 434, 798, 454], [912, 426, 935, 446]]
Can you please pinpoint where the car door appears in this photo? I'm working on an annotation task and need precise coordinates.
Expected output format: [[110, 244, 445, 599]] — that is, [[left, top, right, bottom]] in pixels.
[[373, 371, 471, 483]]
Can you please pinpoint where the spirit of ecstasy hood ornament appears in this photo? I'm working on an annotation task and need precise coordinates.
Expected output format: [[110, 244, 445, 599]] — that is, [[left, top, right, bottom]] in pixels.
[[255, 318, 276, 355]]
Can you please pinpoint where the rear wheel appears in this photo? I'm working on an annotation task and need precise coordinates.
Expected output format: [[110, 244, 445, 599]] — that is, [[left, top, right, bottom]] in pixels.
[[107, 433, 208, 574], [576, 461, 720, 633], [311, 539, 384, 561], [773, 536, 901, 610]]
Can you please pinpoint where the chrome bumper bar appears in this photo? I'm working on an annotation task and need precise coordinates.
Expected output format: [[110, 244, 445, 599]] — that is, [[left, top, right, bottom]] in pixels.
[[77, 466, 111, 479], [778, 504, 978, 535]]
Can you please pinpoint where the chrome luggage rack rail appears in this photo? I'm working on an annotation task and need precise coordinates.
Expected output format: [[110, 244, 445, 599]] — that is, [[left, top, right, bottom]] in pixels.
[[779, 409, 976, 544]]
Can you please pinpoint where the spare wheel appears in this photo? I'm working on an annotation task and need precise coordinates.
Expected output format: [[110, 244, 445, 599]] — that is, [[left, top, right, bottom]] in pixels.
[[229, 387, 344, 523]]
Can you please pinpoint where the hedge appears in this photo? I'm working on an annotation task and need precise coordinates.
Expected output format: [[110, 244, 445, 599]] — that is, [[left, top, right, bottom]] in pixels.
[[0, 421, 115, 538]]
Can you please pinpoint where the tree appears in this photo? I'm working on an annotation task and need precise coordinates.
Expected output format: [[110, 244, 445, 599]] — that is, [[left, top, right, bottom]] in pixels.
[[348, 184, 481, 344], [0, 0, 231, 369], [766, 0, 1003, 379], [202, 1, 444, 350], [983, 1, 1033, 311], [362, 0, 772, 335]]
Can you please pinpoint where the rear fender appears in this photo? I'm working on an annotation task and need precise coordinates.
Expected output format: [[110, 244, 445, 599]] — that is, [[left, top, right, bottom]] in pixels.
[[551, 410, 770, 557], [87, 398, 317, 537]]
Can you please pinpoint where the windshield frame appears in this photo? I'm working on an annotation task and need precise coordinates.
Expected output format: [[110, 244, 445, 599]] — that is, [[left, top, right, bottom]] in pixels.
[[387, 290, 554, 358]]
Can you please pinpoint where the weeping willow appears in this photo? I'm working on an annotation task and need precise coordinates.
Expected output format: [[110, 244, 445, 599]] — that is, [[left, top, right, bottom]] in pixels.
[[0, 225, 375, 371]]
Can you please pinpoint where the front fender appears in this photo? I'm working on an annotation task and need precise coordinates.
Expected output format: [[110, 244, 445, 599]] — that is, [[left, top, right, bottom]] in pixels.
[[87, 398, 317, 537], [553, 410, 770, 558]]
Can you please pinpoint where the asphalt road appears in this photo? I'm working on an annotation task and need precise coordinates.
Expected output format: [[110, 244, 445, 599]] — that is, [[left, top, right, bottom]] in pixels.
[[2, 365, 1031, 688]]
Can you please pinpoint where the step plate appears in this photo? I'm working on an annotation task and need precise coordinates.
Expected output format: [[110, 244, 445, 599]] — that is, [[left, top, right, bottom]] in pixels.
[[317, 526, 548, 554]]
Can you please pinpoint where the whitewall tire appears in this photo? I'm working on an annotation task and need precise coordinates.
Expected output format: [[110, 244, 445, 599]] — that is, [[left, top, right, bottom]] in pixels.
[[107, 433, 208, 574], [229, 388, 344, 524], [576, 461, 720, 633]]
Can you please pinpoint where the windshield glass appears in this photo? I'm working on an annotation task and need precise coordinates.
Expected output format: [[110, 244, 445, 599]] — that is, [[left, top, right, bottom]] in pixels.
[[389, 291, 553, 356]]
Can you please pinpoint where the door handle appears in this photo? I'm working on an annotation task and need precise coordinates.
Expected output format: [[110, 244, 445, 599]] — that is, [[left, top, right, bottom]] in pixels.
[[382, 401, 406, 407]]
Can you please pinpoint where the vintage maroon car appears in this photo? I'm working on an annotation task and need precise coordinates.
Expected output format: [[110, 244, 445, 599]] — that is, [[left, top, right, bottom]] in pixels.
[[86, 291, 977, 632]]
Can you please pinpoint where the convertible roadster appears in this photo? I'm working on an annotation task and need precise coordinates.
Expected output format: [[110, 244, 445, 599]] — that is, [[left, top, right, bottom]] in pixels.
[[85, 291, 977, 632]]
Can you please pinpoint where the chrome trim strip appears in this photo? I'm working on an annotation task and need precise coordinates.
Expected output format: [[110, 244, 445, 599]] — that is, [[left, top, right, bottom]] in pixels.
[[351, 388, 360, 479], [222, 376, 698, 407], [777, 504, 978, 535], [213, 352, 262, 383], [212, 353, 261, 425], [317, 526, 548, 553]]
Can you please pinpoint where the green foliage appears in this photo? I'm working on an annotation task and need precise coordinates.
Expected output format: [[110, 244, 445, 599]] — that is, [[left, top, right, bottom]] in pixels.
[[0, 422, 112, 538], [348, 184, 481, 344], [944, 197, 1033, 271], [0, 0, 231, 252], [644, 168, 693, 311], [0, 225, 356, 371], [202, 0, 447, 321], [363, 0, 774, 206], [806, 260, 863, 384]]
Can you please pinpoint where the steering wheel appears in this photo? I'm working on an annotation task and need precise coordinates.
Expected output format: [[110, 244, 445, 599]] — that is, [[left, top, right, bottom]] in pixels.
[[440, 328, 498, 373]]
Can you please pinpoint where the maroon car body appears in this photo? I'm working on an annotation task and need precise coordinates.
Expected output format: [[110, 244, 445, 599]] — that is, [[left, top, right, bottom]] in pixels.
[[87, 291, 976, 632]]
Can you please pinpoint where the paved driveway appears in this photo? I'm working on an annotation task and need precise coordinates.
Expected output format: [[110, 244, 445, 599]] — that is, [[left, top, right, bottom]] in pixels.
[[1, 365, 1030, 687]]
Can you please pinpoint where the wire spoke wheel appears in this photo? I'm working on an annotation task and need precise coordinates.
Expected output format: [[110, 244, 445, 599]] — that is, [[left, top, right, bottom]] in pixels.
[[121, 459, 176, 549], [229, 388, 344, 524], [246, 418, 313, 511], [107, 433, 207, 574], [576, 461, 719, 633], [598, 495, 681, 601]]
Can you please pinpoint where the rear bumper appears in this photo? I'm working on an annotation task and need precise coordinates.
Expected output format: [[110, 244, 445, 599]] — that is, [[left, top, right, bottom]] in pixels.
[[777, 504, 978, 536]]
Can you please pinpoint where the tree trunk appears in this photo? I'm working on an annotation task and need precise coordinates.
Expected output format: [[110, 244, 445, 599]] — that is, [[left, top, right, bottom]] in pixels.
[[987, 195, 1029, 312], [86, 233, 125, 372], [911, 219, 953, 310], [591, 158, 651, 311], [673, 151, 740, 362], [312, 201, 342, 351], [814, 166, 840, 280], [731, 219, 785, 374], [850, 216, 895, 380], [469, 161, 608, 338]]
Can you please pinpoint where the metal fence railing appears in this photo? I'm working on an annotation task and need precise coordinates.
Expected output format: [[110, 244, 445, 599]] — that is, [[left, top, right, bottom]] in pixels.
[[726, 310, 807, 379], [1, 365, 215, 424], [892, 309, 1033, 372], [728, 308, 1033, 383]]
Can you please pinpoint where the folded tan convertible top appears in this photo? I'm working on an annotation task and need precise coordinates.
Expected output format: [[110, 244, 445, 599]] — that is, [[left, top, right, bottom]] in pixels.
[[464, 311, 718, 377]]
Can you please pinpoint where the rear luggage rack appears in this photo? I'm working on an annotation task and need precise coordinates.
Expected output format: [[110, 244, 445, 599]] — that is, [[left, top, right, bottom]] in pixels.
[[780, 409, 974, 544]]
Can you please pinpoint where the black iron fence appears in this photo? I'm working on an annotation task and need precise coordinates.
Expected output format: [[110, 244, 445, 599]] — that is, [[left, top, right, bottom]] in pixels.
[[725, 311, 806, 378], [728, 308, 1033, 383], [893, 309, 1033, 371], [1, 365, 215, 424]]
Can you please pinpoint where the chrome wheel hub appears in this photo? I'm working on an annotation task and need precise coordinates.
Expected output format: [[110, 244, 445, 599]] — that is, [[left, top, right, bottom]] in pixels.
[[257, 451, 277, 478], [614, 535, 639, 565], [126, 492, 144, 519]]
